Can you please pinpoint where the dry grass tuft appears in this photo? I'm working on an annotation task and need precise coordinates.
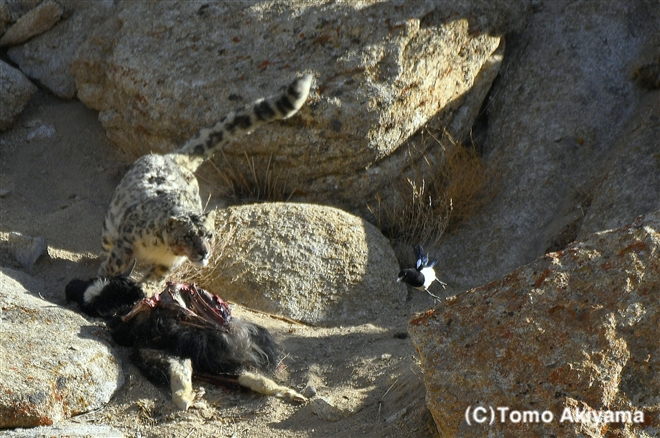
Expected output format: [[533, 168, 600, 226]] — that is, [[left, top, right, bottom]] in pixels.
[[369, 178, 452, 250], [442, 141, 491, 232], [369, 129, 490, 249], [203, 151, 297, 204]]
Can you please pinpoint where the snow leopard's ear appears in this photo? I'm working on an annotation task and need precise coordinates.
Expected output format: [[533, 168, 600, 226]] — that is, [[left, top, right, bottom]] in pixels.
[[166, 216, 184, 232], [203, 210, 216, 228]]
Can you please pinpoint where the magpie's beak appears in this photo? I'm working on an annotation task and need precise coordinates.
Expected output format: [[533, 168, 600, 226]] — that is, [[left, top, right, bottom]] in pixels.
[[396, 276, 403, 282]]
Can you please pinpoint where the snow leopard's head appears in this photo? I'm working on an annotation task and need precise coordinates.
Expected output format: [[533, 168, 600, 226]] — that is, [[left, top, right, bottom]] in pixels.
[[166, 210, 216, 266]]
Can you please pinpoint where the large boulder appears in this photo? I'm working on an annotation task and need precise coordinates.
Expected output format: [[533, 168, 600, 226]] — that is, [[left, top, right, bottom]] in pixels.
[[0, 0, 62, 47], [70, 0, 530, 210], [0, 60, 36, 131], [579, 89, 660, 236], [432, 0, 660, 292], [182, 203, 404, 326], [0, 268, 123, 428], [409, 211, 660, 437], [7, 1, 117, 99]]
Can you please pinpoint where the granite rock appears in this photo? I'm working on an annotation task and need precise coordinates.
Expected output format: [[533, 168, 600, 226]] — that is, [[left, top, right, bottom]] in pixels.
[[0, 268, 123, 428], [183, 203, 405, 326], [0, 60, 37, 131], [409, 211, 660, 437]]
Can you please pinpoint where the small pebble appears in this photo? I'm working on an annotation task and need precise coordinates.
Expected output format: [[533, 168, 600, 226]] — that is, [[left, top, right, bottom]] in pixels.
[[26, 124, 56, 141], [302, 385, 317, 398]]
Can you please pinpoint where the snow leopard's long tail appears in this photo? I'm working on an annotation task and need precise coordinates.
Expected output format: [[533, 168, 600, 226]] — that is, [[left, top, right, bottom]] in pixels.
[[175, 74, 312, 171]]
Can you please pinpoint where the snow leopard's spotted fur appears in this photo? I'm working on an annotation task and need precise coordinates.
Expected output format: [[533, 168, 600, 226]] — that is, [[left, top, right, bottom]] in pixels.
[[98, 74, 313, 289]]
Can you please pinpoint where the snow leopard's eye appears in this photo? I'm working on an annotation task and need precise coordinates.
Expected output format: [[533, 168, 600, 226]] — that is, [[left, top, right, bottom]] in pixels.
[[184, 236, 193, 242]]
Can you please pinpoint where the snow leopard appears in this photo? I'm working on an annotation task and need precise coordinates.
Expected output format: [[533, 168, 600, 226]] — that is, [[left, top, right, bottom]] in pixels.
[[98, 74, 313, 289]]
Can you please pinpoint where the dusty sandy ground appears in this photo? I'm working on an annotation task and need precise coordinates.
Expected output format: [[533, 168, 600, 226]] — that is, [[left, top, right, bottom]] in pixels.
[[0, 91, 440, 437]]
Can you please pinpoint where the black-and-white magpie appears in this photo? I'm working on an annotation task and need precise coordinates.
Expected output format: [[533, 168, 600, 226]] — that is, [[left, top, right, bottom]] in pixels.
[[396, 245, 446, 299]]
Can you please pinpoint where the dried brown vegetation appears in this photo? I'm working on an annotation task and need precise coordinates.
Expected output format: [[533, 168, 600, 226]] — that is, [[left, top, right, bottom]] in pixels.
[[369, 129, 490, 249], [203, 151, 296, 204]]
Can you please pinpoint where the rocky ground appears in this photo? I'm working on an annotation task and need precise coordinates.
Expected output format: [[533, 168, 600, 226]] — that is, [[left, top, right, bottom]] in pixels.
[[0, 91, 440, 437]]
